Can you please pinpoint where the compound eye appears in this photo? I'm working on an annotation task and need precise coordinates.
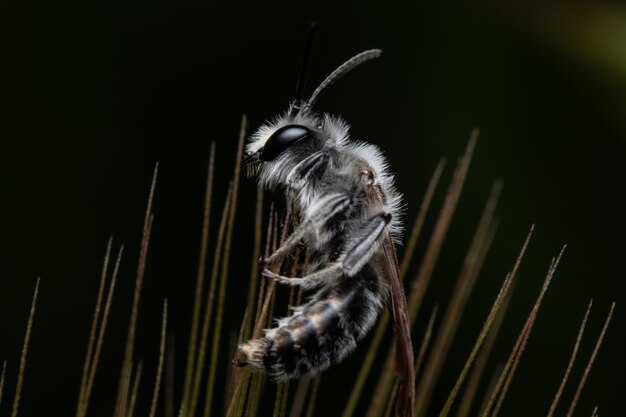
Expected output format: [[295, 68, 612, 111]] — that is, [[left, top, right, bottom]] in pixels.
[[261, 125, 311, 161]]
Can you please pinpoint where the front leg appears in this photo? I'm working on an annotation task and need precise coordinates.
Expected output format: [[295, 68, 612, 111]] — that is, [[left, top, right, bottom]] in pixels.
[[262, 264, 343, 290], [286, 151, 330, 190], [263, 192, 352, 265], [265, 212, 392, 288]]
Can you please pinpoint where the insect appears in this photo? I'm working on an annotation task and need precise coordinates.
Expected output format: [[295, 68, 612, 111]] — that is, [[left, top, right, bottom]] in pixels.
[[240, 43, 414, 414]]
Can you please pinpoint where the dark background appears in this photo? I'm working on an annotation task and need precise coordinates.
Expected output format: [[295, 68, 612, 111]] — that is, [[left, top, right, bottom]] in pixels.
[[1, 0, 624, 416]]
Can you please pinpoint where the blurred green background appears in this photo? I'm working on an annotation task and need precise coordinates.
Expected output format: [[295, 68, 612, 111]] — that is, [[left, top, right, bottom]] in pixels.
[[1, 0, 624, 416]]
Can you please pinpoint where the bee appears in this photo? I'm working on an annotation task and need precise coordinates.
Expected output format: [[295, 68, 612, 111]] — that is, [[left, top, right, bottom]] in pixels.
[[240, 43, 414, 414]]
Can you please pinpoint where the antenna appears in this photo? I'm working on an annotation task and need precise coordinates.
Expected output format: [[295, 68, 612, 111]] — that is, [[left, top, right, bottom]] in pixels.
[[305, 49, 382, 110]]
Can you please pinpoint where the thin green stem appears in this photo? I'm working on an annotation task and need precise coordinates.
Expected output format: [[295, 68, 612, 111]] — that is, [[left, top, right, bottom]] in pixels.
[[565, 302, 615, 417], [150, 300, 168, 417], [454, 264, 512, 417], [83, 245, 124, 417], [77, 237, 112, 417], [546, 300, 593, 417], [482, 247, 566, 417], [115, 163, 158, 417], [304, 375, 321, 417], [127, 362, 143, 417], [11, 278, 40, 417], [0, 361, 6, 408], [415, 181, 501, 417]]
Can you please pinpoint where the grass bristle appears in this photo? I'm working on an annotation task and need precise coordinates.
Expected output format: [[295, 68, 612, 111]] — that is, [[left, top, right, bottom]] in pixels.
[[80, 244, 124, 417], [414, 180, 501, 417], [454, 276, 513, 417], [11, 278, 39, 417], [76, 236, 112, 417], [288, 376, 311, 417], [304, 375, 321, 417], [481, 246, 566, 417], [149, 300, 168, 417], [0, 361, 7, 408], [565, 302, 615, 417], [114, 162, 158, 417], [127, 361, 143, 417], [438, 223, 535, 417], [242, 187, 265, 341], [416, 305, 439, 380], [407, 130, 478, 325], [546, 299, 593, 417]]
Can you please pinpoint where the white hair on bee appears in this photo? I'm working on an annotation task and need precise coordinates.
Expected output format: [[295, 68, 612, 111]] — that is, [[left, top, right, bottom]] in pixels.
[[245, 109, 351, 184], [344, 140, 404, 242], [240, 47, 405, 381]]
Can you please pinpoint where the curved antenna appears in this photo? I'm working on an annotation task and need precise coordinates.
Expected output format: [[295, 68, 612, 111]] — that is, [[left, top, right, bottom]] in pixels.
[[290, 22, 318, 117], [305, 49, 382, 110]]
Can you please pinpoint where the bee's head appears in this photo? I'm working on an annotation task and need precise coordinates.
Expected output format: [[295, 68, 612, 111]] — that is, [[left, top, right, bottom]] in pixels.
[[242, 47, 381, 187], [241, 111, 332, 187], [242, 115, 314, 178]]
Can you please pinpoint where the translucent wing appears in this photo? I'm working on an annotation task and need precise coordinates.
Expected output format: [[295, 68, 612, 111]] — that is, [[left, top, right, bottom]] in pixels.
[[379, 233, 415, 417]]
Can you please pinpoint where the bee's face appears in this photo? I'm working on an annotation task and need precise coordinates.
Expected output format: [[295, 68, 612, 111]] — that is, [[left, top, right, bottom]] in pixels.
[[242, 111, 351, 191], [242, 112, 321, 181]]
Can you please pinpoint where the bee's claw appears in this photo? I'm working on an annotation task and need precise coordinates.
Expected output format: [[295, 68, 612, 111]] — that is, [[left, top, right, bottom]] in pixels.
[[232, 357, 248, 368], [262, 269, 294, 285], [262, 268, 277, 279]]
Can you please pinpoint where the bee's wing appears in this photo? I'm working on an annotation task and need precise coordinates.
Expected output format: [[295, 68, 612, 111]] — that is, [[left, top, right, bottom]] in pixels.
[[380, 233, 415, 417]]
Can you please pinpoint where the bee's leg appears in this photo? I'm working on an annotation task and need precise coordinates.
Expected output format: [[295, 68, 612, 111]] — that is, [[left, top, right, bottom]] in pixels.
[[286, 151, 330, 190], [263, 193, 351, 264], [262, 264, 343, 290], [342, 213, 392, 277], [263, 213, 392, 288]]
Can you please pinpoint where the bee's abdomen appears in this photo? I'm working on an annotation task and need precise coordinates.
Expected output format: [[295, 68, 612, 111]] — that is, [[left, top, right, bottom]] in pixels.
[[241, 264, 384, 380]]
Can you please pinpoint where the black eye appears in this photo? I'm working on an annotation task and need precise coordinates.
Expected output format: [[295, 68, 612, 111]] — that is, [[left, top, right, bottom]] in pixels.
[[261, 125, 311, 161]]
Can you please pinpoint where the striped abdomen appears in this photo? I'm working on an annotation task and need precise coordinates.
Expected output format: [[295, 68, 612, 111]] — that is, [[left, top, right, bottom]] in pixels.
[[240, 263, 385, 381]]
